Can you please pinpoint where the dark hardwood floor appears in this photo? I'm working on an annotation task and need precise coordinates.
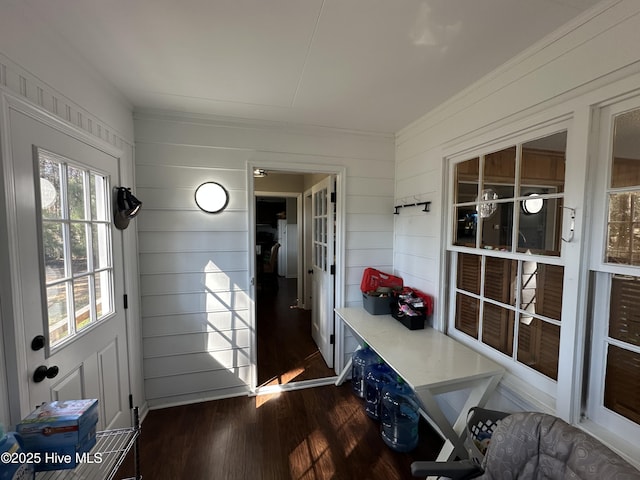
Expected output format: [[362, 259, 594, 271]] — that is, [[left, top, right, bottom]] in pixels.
[[118, 383, 442, 479], [116, 276, 443, 479], [257, 277, 335, 386]]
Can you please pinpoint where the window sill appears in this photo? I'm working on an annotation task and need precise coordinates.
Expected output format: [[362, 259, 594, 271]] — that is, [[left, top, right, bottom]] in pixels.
[[496, 372, 556, 414]]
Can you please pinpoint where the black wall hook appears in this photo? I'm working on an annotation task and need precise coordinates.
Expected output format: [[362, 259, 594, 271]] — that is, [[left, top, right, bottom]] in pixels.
[[394, 201, 431, 214]]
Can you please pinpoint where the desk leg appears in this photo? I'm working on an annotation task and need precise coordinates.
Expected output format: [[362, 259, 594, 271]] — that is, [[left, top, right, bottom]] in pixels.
[[417, 391, 469, 461], [335, 357, 352, 386], [417, 373, 503, 462]]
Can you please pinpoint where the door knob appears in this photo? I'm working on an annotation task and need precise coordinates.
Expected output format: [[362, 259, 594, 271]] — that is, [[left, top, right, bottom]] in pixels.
[[308, 269, 313, 274], [31, 335, 45, 351], [33, 365, 59, 383]]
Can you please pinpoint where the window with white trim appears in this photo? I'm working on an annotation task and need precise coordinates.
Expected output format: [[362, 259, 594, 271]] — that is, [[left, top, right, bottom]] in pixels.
[[38, 148, 114, 349], [588, 102, 640, 435], [449, 131, 567, 383]]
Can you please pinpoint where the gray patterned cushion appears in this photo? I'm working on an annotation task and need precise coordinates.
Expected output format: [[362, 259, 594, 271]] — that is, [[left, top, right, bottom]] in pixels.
[[479, 412, 640, 480]]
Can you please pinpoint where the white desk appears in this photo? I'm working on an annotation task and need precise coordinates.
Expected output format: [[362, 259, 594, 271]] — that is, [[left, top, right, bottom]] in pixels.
[[335, 307, 504, 462]]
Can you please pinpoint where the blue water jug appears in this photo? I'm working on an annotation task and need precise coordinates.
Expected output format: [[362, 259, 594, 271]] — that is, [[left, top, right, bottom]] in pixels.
[[380, 378, 420, 452], [0, 424, 34, 480], [364, 361, 394, 420], [351, 346, 377, 398]]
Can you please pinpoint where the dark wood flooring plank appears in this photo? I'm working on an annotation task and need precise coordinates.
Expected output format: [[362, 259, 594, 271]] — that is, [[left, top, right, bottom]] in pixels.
[[117, 384, 443, 479], [257, 277, 335, 385], [116, 279, 443, 479]]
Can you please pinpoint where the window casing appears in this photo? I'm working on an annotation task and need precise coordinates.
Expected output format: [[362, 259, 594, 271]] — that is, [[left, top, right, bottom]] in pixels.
[[448, 129, 568, 395], [587, 100, 640, 439]]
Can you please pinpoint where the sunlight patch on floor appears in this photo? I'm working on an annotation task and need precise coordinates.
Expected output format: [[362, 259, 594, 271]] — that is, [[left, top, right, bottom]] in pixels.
[[289, 428, 335, 480], [259, 366, 306, 389], [255, 366, 306, 408], [328, 402, 364, 456], [255, 391, 281, 408]]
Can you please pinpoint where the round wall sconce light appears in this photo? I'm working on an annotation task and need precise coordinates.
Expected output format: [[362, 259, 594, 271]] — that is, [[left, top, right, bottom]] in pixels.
[[195, 181, 229, 213], [522, 193, 544, 215]]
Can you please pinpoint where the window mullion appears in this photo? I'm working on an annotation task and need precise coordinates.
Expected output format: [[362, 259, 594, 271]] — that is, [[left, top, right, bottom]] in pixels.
[[59, 163, 77, 338], [513, 260, 522, 361], [477, 155, 485, 249], [478, 256, 486, 343], [512, 144, 522, 252]]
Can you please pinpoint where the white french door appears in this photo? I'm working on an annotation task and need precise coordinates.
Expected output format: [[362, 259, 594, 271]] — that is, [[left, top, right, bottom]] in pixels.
[[311, 176, 335, 368], [6, 101, 130, 429]]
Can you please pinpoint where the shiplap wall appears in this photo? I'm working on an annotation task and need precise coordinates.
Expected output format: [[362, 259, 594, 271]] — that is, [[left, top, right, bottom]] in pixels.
[[393, 0, 640, 429], [134, 111, 394, 408], [394, 0, 640, 330]]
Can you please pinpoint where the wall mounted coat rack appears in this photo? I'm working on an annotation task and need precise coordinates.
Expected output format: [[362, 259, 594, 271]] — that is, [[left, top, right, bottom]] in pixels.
[[394, 201, 431, 215]]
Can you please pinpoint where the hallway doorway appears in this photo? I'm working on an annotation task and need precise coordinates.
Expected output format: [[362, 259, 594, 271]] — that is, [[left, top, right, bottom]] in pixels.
[[257, 277, 335, 386], [252, 169, 341, 390]]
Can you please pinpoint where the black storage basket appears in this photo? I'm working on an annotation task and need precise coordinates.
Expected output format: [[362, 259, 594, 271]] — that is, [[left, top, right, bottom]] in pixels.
[[464, 407, 510, 464]]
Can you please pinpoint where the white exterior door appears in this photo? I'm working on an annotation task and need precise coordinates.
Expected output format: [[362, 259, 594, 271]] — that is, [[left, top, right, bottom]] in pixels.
[[7, 106, 130, 429], [311, 176, 335, 368]]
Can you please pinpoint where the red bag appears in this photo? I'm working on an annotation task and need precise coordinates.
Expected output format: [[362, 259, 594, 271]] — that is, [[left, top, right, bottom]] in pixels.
[[396, 287, 434, 316], [360, 268, 403, 293]]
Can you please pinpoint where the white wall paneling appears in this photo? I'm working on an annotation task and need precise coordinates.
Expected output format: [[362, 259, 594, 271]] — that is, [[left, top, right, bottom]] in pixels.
[[135, 111, 395, 407], [393, 0, 640, 464]]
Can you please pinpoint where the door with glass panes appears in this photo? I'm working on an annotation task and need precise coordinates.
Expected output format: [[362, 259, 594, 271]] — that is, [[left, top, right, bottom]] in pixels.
[[311, 176, 335, 368], [9, 106, 130, 430]]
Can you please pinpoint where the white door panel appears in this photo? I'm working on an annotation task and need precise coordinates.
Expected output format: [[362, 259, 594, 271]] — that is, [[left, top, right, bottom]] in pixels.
[[311, 176, 335, 368], [8, 108, 130, 429]]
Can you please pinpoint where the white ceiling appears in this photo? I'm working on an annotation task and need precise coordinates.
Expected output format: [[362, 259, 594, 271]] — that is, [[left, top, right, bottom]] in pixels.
[[20, 0, 602, 134]]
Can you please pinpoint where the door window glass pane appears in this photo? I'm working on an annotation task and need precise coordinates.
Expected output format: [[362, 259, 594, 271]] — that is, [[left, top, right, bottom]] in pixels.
[[37, 149, 114, 348], [90, 172, 109, 221], [43, 222, 65, 282], [39, 157, 62, 219], [46, 283, 69, 344], [73, 276, 90, 331], [70, 222, 88, 273], [95, 271, 112, 319], [92, 224, 111, 270], [67, 165, 87, 220]]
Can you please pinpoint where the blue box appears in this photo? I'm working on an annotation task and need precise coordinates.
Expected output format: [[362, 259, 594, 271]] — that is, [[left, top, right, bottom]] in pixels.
[[16, 399, 98, 471]]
